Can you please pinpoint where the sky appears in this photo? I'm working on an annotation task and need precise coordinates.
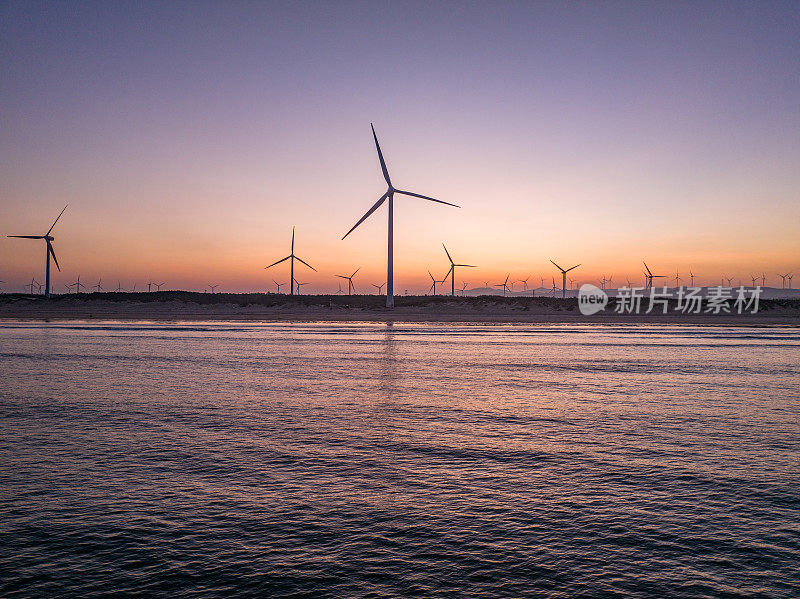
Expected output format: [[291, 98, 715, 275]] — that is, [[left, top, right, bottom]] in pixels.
[[1, 1, 798, 293]]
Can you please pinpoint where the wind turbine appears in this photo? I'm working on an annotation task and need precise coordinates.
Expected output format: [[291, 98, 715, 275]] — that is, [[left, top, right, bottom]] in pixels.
[[336, 267, 360, 295], [372, 282, 386, 294], [460, 282, 468, 295], [72, 275, 85, 293], [750, 275, 759, 287], [787, 274, 793, 289], [600, 274, 612, 290], [518, 276, 531, 292], [441, 244, 476, 296], [115, 281, 124, 292], [689, 270, 696, 287], [335, 281, 344, 295], [272, 279, 286, 294], [778, 273, 788, 289], [147, 281, 152, 292], [427, 271, 440, 295], [725, 277, 734, 287], [26, 278, 39, 294], [295, 281, 309, 294], [761, 273, 766, 287], [551, 277, 558, 297], [550, 260, 580, 299], [495, 274, 511, 296], [642, 262, 667, 290], [341, 124, 458, 308], [93, 278, 104, 292], [209, 284, 219, 294], [154, 282, 165, 291], [675, 270, 682, 289], [265, 227, 317, 296], [8, 205, 67, 297]]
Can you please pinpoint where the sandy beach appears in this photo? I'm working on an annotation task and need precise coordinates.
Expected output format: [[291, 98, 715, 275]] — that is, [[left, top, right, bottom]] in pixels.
[[1, 293, 798, 325]]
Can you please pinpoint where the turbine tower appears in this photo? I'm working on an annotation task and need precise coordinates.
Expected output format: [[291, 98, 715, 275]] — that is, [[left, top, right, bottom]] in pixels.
[[265, 227, 317, 296], [441, 244, 476, 296], [342, 124, 458, 308], [335, 268, 360, 295], [8, 205, 67, 297], [550, 260, 580, 299]]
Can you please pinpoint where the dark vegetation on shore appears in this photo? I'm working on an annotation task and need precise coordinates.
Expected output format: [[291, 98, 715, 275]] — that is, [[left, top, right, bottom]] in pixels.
[[2, 291, 799, 312]]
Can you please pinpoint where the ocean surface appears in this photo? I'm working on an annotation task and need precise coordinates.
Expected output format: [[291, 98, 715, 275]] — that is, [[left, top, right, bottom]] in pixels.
[[1, 321, 799, 598]]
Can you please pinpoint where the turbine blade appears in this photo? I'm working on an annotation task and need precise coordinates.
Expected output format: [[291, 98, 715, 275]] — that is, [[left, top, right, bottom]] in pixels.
[[395, 189, 459, 208], [643, 261, 653, 276], [47, 242, 60, 271], [549, 260, 564, 272], [455, 264, 476, 268], [442, 243, 453, 264], [428, 270, 435, 281], [342, 192, 389, 240], [566, 264, 581, 272], [371, 123, 392, 187], [46, 204, 68, 236], [8, 235, 44, 239], [335, 275, 349, 279], [265, 255, 291, 269], [295, 256, 317, 271]]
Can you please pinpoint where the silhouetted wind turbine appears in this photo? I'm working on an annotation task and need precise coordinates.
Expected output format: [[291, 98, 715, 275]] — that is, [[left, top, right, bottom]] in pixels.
[[689, 270, 696, 287], [209, 284, 219, 294], [674, 270, 682, 288], [725, 277, 734, 287], [335, 281, 344, 295], [460, 282, 468, 295], [342, 124, 459, 308], [519, 276, 530, 292], [154, 282, 165, 291], [778, 273, 788, 289], [551, 277, 558, 297], [643, 262, 667, 289], [295, 281, 309, 294], [441, 244, 476, 296], [72, 275, 84, 293], [8, 205, 67, 297], [94, 278, 104, 292], [427, 271, 441, 295], [336, 268, 360, 295], [788, 274, 794, 289], [265, 227, 317, 296], [372, 282, 386, 294], [750, 275, 758, 287], [26, 278, 39, 294], [115, 281, 124, 292], [550, 260, 580, 299], [495, 274, 511, 296], [761, 273, 766, 287], [272, 279, 286, 293]]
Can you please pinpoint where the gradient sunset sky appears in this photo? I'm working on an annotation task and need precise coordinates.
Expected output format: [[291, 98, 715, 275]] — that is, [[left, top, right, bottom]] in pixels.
[[2, 2, 798, 292]]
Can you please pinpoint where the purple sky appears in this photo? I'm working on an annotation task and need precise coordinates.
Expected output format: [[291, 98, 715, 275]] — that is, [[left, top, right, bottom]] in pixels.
[[2, 2, 798, 291]]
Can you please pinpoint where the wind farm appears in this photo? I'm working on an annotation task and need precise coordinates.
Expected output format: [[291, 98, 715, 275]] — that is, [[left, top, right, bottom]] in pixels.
[[1, 5, 799, 599]]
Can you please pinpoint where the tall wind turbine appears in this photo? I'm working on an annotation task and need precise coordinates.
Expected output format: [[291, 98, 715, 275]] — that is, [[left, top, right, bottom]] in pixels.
[[336, 267, 360, 295], [550, 260, 580, 299], [266, 227, 316, 296], [441, 244, 476, 296], [8, 205, 67, 297], [495, 274, 511, 296], [342, 124, 459, 308], [643, 262, 667, 290]]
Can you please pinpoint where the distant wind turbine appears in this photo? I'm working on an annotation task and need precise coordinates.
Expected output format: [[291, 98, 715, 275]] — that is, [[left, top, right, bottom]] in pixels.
[[115, 281, 124, 292], [788, 274, 794, 289], [689, 270, 696, 287], [750, 275, 758, 287], [427, 271, 441, 295], [272, 279, 286, 294], [336, 281, 344, 295], [336, 268, 360, 295], [778, 273, 788, 289], [675, 270, 682, 289], [551, 277, 558, 297], [154, 282, 165, 291], [441, 244, 476, 296], [72, 275, 85, 293], [372, 282, 386, 294], [761, 272, 766, 287], [519, 276, 531, 292], [265, 227, 317, 296], [209, 284, 219, 294], [550, 260, 580, 299], [341, 124, 458, 308], [460, 282, 468, 295], [725, 277, 734, 287], [94, 278, 104, 292], [495, 274, 511, 296], [643, 262, 667, 290], [26, 278, 39, 294], [295, 281, 309, 294], [8, 205, 67, 297]]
